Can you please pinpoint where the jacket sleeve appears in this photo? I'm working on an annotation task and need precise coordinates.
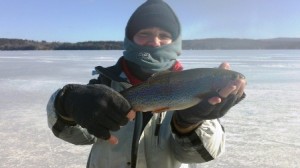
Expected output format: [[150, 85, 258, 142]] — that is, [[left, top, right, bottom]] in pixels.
[[170, 119, 225, 163], [46, 89, 97, 145]]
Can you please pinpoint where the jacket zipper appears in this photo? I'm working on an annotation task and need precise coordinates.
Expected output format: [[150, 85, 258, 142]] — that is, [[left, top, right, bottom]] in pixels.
[[131, 112, 143, 168], [154, 113, 162, 145]]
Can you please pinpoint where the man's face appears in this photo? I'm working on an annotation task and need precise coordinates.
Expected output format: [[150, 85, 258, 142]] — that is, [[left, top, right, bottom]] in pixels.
[[133, 27, 172, 47]]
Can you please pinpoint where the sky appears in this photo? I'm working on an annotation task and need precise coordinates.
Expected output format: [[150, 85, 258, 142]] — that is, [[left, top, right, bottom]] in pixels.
[[0, 0, 299, 42]]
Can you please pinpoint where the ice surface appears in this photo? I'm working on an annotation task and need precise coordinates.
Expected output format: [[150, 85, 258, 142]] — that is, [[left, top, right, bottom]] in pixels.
[[0, 50, 300, 168]]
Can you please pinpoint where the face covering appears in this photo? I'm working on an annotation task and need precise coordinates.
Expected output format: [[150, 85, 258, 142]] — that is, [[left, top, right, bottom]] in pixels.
[[123, 36, 182, 73]]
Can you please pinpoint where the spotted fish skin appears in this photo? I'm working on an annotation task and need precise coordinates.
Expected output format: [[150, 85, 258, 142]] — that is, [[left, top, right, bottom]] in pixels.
[[121, 68, 245, 112]]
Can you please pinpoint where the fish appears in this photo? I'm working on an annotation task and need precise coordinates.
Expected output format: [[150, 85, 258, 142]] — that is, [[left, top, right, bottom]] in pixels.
[[121, 68, 245, 113]]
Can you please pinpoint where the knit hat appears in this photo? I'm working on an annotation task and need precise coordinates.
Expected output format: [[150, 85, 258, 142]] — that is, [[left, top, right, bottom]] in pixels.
[[126, 0, 181, 41]]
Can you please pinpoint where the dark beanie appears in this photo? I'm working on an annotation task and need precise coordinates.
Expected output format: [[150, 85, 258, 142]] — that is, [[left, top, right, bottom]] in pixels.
[[126, 0, 181, 41]]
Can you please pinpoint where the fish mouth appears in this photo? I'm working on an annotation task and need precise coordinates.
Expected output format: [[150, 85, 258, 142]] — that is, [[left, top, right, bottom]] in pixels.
[[211, 70, 245, 92]]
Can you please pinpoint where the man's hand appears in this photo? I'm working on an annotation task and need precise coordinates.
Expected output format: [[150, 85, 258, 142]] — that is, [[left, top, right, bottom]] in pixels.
[[54, 84, 136, 144], [173, 62, 246, 134], [208, 62, 246, 105]]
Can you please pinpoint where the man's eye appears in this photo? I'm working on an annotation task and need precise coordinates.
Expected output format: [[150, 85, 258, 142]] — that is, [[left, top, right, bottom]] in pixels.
[[160, 34, 172, 39], [138, 32, 151, 37]]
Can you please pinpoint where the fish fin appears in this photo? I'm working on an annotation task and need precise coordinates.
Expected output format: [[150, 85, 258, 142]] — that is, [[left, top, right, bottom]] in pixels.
[[152, 107, 170, 113], [151, 70, 172, 78], [147, 70, 172, 83]]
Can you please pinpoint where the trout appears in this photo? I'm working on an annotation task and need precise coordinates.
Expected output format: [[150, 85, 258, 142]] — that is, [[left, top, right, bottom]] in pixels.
[[121, 68, 245, 113]]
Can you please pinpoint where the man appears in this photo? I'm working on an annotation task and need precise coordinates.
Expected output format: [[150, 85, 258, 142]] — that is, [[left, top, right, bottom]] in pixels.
[[47, 0, 246, 167]]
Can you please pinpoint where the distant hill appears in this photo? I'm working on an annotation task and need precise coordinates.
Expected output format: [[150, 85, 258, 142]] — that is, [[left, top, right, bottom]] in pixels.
[[1, 38, 300, 50], [0, 38, 123, 50], [182, 38, 300, 50]]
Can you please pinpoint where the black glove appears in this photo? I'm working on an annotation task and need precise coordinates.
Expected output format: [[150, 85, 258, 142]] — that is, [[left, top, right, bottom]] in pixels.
[[173, 91, 246, 128], [54, 84, 132, 140]]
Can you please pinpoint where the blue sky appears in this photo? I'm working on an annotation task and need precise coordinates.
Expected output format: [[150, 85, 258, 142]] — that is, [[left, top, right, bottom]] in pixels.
[[0, 0, 299, 42]]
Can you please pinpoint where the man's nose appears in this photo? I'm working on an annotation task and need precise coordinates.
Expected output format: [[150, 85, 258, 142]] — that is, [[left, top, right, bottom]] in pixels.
[[146, 36, 161, 47]]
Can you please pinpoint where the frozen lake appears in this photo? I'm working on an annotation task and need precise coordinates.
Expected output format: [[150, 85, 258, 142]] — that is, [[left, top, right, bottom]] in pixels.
[[0, 50, 300, 168]]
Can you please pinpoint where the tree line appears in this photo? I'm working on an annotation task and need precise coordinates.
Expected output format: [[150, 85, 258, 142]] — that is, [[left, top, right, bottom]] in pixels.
[[0, 38, 123, 50], [183, 38, 300, 50], [1, 38, 300, 50]]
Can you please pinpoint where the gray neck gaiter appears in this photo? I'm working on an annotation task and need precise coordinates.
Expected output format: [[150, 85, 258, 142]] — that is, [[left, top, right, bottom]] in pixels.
[[123, 37, 182, 73]]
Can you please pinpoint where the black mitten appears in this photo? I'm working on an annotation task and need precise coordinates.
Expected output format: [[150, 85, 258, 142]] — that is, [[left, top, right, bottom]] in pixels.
[[174, 91, 246, 128], [54, 84, 132, 140]]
